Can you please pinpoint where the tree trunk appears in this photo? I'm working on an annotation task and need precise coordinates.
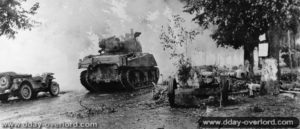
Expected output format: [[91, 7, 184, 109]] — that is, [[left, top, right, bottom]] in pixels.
[[267, 27, 282, 79], [244, 45, 255, 78], [287, 30, 293, 69], [244, 35, 259, 79], [262, 26, 283, 95]]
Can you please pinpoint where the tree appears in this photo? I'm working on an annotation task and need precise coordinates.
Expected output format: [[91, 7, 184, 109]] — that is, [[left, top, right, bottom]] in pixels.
[[0, 0, 39, 38], [183, 0, 300, 77], [160, 15, 199, 86]]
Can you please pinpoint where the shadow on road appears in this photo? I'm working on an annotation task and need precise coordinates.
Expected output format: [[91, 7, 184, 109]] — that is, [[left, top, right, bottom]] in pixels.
[[0, 91, 67, 105]]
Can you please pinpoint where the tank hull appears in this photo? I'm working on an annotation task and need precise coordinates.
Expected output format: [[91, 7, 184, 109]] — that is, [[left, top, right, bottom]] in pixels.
[[79, 53, 159, 92]]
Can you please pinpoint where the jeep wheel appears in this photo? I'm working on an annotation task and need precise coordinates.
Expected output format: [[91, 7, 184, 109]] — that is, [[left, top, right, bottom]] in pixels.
[[18, 83, 34, 100], [49, 82, 59, 96]]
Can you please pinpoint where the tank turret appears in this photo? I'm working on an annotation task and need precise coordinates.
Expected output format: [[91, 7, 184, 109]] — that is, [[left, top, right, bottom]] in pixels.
[[98, 32, 142, 54], [78, 29, 159, 92]]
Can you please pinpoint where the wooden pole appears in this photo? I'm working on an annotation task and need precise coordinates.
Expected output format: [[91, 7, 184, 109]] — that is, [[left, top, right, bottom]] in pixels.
[[288, 30, 293, 69]]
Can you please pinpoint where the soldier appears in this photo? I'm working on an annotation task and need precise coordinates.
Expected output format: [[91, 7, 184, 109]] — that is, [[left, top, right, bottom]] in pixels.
[[167, 76, 177, 107]]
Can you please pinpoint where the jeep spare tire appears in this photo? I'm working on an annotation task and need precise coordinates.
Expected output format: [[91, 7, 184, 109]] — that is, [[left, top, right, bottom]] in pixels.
[[0, 75, 12, 90]]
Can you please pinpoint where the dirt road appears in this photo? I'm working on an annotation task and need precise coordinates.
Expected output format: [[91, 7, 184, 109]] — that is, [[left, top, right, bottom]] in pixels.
[[0, 88, 200, 129], [2, 87, 300, 129]]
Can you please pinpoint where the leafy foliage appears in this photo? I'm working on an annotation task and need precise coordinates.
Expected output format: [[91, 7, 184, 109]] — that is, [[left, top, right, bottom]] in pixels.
[[160, 15, 199, 59], [160, 15, 198, 85], [281, 45, 292, 67], [0, 0, 39, 38], [177, 55, 192, 86], [183, 0, 300, 49], [281, 72, 297, 82]]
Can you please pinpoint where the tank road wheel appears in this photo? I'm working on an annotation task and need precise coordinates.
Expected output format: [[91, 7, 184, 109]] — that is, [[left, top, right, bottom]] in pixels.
[[148, 71, 153, 82], [18, 82, 34, 100], [120, 70, 140, 90], [80, 70, 97, 92], [147, 70, 155, 86], [127, 70, 140, 90], [140, 71, 147, 87], [143, 71, 149, 85], [120, 68, 159, 90], [49, 81, 60, 96], [148, 69, 157, 83], [120, 70, 127, 89]]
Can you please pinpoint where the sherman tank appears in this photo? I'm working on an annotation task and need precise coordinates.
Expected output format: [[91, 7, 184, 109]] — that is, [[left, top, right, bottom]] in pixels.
[[78, 31, 159, 92]]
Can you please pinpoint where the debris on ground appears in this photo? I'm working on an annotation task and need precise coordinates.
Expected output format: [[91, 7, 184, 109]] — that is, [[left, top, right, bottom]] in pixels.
[[205, 106, 215, 116], [250, 104, 264, 112], [204, 95, 300, 118], [231, 80, 248, 92], [137, 100, 166, 110], [281, 82, 300, 90], [65, 99, 116, 118], [152, 83, 168, 104], [133, 84, 170, 110], [279, 93, 296, 99]]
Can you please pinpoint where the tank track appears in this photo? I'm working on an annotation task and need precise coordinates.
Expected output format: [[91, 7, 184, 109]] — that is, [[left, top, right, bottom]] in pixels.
[[80, 70, 97, 92], [120, 67, 159, 90], [80, 67, 159, 92], [80, 70, 115, 92]]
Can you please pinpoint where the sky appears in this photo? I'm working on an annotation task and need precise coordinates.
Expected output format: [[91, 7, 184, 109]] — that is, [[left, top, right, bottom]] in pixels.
[[0, 0, 243, 90]]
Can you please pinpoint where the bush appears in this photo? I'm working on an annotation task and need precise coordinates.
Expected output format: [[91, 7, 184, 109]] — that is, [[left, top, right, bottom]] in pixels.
[[177, 57, 192, 87], [281, 72, 297, 82]]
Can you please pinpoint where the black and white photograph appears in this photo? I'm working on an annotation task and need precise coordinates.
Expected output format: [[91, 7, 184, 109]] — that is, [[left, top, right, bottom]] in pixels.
[[0, 0, 300, 129]]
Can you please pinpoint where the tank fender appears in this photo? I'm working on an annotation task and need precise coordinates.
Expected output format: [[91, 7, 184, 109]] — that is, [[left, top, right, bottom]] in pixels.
[[78, 57, 93, 69]]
